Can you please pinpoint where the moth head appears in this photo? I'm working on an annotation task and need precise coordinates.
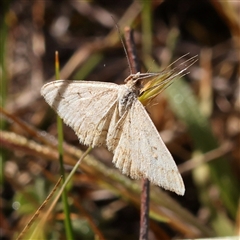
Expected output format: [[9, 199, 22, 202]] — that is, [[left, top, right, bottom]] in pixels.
[[125, 72, 158, 91]]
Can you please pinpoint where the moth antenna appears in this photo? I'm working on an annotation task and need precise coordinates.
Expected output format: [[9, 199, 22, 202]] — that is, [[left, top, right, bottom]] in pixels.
[[111, 16, 133, 74]]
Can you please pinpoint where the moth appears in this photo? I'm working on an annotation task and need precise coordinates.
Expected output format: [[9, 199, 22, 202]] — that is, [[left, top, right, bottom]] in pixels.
[[41, 61, 194, 195]]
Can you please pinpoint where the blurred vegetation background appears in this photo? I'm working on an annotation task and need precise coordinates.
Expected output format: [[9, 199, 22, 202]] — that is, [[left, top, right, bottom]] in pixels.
[[0, 0, 239, 239]]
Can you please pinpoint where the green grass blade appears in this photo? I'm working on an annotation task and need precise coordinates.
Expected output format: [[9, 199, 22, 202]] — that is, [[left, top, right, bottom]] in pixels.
[[55, 52, 74, 239]]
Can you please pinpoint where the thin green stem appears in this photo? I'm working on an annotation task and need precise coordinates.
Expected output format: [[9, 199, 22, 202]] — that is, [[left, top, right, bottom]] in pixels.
[[55, 51, 74, 239], [0, 0, 10, 186], [141, 0, 152, 57], [30, 147, 92, 239]]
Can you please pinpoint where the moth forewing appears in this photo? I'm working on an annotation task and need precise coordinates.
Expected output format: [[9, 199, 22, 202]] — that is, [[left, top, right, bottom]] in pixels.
[[41, 80, 119, 147]]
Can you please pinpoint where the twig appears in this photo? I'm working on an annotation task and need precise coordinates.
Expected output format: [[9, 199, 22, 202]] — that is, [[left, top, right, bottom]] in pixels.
[[124, 27, 150, 240], [124, 27, 141, 74], [140, 179, 150, 240]]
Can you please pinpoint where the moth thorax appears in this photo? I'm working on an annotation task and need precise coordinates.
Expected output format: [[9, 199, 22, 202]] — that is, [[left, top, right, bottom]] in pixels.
[[118, 86, 137, 117]]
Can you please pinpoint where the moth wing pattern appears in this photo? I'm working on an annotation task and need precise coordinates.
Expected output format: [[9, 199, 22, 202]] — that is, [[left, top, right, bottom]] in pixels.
[[41, 80, 119, 147], [112, 99, 185, 195]]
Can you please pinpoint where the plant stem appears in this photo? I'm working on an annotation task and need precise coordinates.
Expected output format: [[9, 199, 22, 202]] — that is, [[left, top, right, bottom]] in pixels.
[[124, 27, 150, 240], [55, 51, 74, 240]]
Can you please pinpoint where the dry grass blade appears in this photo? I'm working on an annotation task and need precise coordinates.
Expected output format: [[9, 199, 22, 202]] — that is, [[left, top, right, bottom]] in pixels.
[[16, 177, 62, 240], [28, 148, 91, 239], [179, 141, 234, 174], [0, 128, 213, 237], [139, 55, 198, 105]]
